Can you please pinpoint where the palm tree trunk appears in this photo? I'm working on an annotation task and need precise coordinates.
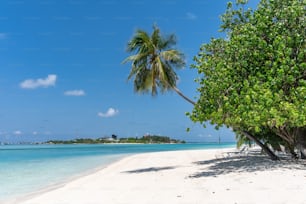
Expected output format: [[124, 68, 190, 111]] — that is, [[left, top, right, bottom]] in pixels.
[[172, 86, 196, 105]]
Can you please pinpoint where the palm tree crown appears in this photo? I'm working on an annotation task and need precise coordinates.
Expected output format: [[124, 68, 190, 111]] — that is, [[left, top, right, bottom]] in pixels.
[[123, 26, 195, 105], [123, 26, 183, 93]]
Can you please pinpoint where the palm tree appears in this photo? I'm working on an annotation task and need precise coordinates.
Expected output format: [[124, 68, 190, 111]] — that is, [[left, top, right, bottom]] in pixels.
[[123, 25, 195, 105]]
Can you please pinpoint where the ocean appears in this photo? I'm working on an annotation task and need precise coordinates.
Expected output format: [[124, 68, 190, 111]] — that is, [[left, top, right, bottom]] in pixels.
[[0, 143, 235, 202]]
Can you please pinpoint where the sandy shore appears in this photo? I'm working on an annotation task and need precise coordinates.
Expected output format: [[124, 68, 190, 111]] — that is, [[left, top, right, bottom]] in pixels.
[[9, 148, 306, 204]]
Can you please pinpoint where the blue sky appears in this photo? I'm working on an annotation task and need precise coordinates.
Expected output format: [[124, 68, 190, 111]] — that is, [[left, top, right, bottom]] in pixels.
[[0, 0, 259, 143]]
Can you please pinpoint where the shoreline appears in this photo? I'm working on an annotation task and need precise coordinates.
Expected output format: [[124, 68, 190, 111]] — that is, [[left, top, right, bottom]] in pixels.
[[4, 147, 235, 204], [0, 143, 235, 204], [2, 153, 131, 204], [3, 147, 234, 204], [6, 147, 306, 204]]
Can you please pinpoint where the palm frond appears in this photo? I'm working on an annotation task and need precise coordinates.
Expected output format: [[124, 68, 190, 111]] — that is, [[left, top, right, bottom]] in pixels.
[[127, 64, 145, 81], [160, 50, 185, 68], [133, 68, 158, 96], [158, 34, 176, 50], [151, 26, 161, 48], [124, 25, 195, 104], [127, 30, 152, 53], [161, 60, 178, 89]]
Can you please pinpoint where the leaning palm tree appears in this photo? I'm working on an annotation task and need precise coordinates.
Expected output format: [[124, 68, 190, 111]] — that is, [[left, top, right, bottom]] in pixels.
[[123, 25, 195, 105]]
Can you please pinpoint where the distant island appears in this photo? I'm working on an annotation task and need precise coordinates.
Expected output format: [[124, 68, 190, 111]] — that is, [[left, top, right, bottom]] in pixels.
[[45, 135, 186, 144]]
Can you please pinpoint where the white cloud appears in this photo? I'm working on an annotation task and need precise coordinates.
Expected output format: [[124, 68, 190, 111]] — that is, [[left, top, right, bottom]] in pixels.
[[98, 108, 119, 118], [64, 89, 85, 96], [186, 12, 197, 20], [32, 131, 38, 135], [13, 130, 22, 135], [20, 74, 57, 89]]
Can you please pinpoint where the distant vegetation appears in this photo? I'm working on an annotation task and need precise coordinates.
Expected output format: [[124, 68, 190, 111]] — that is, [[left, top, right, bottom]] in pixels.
[[45, 135, 185, 144], [118, 135, 185, 144]]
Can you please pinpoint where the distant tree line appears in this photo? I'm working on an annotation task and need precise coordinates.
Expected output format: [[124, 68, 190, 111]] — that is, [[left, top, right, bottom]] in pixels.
[[119, 135, 185, 144], [45, 135, 185, 144]]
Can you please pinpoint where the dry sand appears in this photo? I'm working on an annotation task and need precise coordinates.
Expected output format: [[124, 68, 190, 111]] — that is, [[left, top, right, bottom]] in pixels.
[[9, 148, 306, 204]]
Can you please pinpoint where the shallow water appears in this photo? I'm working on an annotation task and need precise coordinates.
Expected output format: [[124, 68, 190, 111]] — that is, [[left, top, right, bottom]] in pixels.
[[0, 143, 235, 201]]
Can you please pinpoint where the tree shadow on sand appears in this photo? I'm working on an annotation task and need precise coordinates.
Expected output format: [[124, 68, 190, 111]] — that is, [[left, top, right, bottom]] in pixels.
[[122, 166, 177, 174], [190, 150, 306, 178]]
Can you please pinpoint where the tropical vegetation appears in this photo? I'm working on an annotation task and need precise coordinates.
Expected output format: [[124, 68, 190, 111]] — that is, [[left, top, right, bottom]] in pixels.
[[119, 135, 185, 144], [123, 25, 195, 105], [123, 0, 305, 160], [189, 0, 305, 159], [46, 135, 185, 144]]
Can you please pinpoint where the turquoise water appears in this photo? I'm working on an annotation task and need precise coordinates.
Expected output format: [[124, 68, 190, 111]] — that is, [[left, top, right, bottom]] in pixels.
[[0, 143, 235, 202]]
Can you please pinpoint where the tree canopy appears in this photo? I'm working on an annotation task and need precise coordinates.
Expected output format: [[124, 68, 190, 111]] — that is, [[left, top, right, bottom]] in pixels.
[[189, 0, 305, 157], [123, 25, 195, 105]]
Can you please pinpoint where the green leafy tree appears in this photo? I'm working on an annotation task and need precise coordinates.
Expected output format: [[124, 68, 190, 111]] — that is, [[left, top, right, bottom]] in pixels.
[[123, 25, 195, 105], [190, 0, 305, 159]]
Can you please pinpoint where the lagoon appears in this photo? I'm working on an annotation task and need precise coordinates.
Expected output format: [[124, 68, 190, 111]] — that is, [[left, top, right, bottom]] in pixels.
[[0, 143, 235, 202]]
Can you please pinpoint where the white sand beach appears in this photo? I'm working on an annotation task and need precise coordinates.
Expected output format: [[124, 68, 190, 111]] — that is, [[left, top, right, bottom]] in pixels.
[[10, 148, 306, 204]]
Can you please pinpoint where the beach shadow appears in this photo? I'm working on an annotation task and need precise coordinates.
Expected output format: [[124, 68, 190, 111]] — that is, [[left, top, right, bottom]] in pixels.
[[190, 150, 306, 178], [123, 166, 177, 174]]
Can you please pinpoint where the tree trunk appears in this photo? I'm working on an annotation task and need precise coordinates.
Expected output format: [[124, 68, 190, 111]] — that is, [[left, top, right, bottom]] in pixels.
[[288, 145, 299, 159], [170, 84, 286, 161], [300, 150, 306, 159], [241, 131, 279, 160], [172, 86, 196, 106], [296, 127, 306, 159]]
